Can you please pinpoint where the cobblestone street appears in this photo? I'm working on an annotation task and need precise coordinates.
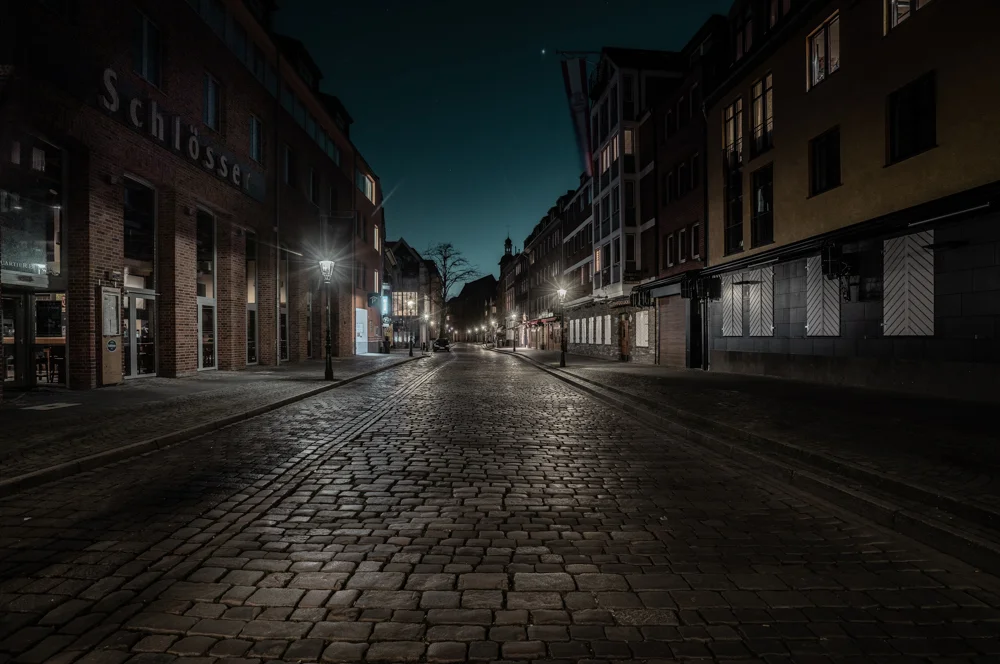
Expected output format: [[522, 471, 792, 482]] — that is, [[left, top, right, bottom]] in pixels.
[[2, 345, 1000, 664]]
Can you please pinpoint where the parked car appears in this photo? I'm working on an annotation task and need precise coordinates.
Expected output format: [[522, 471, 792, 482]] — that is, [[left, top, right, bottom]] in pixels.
[[432, 338, 451, 352]]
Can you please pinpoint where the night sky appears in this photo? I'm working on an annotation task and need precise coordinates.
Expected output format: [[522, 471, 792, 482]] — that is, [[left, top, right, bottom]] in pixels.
[[275, 0, 732, 282]]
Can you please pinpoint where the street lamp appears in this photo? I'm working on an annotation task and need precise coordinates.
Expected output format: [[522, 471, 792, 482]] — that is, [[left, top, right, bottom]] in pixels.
[[319, 259, 336, 381], [407, 299, 415, 357], [557, 288, 568, 368]]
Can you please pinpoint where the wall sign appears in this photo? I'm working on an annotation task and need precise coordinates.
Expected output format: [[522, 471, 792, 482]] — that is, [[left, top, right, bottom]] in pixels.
[[96, 68, 266, 202], [106, 339, 117, 352]]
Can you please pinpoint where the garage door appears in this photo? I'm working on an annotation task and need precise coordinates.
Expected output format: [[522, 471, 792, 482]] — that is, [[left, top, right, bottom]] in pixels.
[[657, 295, 685, 368]]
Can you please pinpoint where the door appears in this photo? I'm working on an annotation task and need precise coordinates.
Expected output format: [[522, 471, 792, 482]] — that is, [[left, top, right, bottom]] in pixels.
[[123, 293, 157, 378], [198, 299, 216, 370], [657, 295, 686, 368], [2, 295, 26, 387], [619, 316, 630, 360], [355, 308, 367, 355]]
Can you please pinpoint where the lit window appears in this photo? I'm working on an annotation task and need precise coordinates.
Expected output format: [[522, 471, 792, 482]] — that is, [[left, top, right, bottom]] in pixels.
[[356, 170, 375, 202], [723, 98, 744, 166], [887, 0, 933, 31], [612, 134, 620, 160], [624, 129, 634, 155], [751, 73, 774, 156], [808, 13, 841, 89]]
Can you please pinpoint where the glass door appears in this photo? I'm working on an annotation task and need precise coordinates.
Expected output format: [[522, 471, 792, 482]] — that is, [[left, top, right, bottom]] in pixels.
[[122, 293, 156, 378], [2, 295, 26, 387]]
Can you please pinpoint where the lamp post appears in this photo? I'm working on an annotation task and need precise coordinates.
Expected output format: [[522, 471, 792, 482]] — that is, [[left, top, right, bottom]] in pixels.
[[557, 288, 567, 368], [319, 259, 336, 381]]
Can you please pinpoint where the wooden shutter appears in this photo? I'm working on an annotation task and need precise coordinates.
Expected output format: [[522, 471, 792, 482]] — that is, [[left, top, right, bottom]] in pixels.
[[884, 230, 934, 336], [721, 273, 743, 337], [806, 255, 840, 336], [657, 296, 685, 367], [746, 266, 774, 337]]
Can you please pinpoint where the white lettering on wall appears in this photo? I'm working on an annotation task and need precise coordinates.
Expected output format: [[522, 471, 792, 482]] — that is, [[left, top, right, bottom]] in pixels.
[[203, 146, 215, 171], [172, 116, 182, 151], [149, 101, 165, 142], [231, 164, 241, 187], [217, 155, 229, 179], [129, 98, 144, 129], [100, 68, 119, 112], [187, 127, 200, 161]]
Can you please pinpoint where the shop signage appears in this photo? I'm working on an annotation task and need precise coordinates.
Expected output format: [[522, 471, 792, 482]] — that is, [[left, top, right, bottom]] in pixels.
[[96, 68, 266, 202], [106, 339, 117, 352], [366, 292, 380, 307], [382, 315, 390, 325]]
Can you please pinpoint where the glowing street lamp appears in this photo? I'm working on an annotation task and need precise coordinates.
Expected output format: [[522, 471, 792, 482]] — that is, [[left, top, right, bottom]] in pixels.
[[407, 299, 415, 356], [557, 287, 568, 368], [510, 312, 518, 352], [319, 259, 336, 380]]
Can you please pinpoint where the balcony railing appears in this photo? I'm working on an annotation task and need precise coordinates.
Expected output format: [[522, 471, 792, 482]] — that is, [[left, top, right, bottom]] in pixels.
[[752, 120, 773, 157], [723, 140, 744, 170]]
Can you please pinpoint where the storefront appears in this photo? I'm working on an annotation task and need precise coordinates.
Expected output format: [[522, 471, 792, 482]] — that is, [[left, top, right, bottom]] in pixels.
[[2, 131, 69, 389]]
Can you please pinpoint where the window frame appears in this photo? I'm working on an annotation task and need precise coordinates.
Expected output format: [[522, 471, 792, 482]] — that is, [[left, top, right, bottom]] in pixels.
[[751, 72, 774, 157], [885, 0, 933, 33], [751, 162, 774, 248], [692, 223, 701, 259], [134, 10, 162, 87], [203, 72, 222, 132], [809, 126, 842, 197], [679, 227, 689, 263], [887, 72, 937, 165], [807, 13, 841, 90], [249, 115, 262, 164]]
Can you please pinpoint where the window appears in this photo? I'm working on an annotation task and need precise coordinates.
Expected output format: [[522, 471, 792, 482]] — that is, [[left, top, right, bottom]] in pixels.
[[808, 13, 841, 88], [691, 153, 700, 190], [668, 234, 676, 266], [133, 11, 161, 86], [250, 115, 262, 163], [594, 247, 601, 272], [282, 145, 293, 185], [124, 179, 156, 290], [246, 232, 258, 364], [600, 145, 611, 173], [723, 98, 744, 166], [374, 225, 380, 252], [661, 234, 670, 270], [692, 223, 701, 259], [679, 228, 689, 262], [887, 0, 933, 31], [611, 134, 620, 161], [624, 129, 634, 155], [724, 167, 744, 254], [203, 73, 222, 131], [374, 269, 379, 292], [309, 168, 318, 204], [751, 73, 774, 156], [735, 10, 753, 60], [609, 84, 618, 128], [888, 73, 936, 164], [810, 127, 841, 195], [769, 0, 792, 28], [751, 163, 774, 247]]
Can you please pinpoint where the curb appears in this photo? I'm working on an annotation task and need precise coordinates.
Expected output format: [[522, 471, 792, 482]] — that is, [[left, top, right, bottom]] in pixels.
[[0, 356, 427, 499], [493, 348, 1000, 575]]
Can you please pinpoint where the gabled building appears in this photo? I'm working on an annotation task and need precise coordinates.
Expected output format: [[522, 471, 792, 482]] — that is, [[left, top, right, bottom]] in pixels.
[[384, 239, 440, 348]]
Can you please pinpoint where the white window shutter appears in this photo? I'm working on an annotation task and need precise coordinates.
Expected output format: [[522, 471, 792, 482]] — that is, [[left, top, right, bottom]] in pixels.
[[884, 230, 934, 336], [806, 255, 841, 336]]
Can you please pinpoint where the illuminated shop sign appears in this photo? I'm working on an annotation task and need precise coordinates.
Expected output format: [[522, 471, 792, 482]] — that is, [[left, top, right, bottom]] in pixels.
[[97, 68, 265, 201]]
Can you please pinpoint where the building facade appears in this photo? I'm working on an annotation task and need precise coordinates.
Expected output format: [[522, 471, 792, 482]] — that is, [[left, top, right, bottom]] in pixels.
[[384, 239, 440, 349], [703, 0, 1000, 399], [523, 195, 570, 350], [1, 0, 385, 398]]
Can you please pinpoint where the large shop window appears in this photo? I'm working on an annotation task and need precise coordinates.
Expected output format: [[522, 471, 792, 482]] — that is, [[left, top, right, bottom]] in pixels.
[[123, 179, 157, 378], [279, 250, 289, 361], [246, 232, 258, 364], [196, 210, 217, 369]]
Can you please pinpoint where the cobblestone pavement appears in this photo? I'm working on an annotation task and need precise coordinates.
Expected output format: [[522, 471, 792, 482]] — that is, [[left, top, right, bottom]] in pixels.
[[497, 348, 1000, 517], [0, 354, 412, 479], [2, 345, 1000, 664]]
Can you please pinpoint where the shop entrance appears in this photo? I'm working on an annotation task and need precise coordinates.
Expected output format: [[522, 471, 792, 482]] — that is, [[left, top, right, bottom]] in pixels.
[[122, 293, 156, 378], [2, 292, 67, 388]]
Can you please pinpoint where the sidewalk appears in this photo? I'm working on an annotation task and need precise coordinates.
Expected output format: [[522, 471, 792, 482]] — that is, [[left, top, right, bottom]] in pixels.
[[496, 347, 1000, 525], [0, 352, 414, 483]]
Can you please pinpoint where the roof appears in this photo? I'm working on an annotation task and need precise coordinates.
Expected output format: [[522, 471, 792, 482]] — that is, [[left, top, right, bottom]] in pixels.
[[273, 34, 324, 88], [457, 275, 498, 300], [319, 93, 354, 133]]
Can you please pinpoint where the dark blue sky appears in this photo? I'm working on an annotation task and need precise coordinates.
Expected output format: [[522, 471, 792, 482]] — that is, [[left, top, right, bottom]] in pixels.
[[276, 0, 732, 280]]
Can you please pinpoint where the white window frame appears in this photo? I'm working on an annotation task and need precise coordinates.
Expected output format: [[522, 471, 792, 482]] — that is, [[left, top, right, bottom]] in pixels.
[[885, 0, 933, 33], [667, 234, 676, 267], [807, 13, 841, 90], [204, 73, 222, 131], [624, 129, 634, 155], [679, 228, 688, 263], [135, 11, 161, 86], [692, 223, 701, 259]]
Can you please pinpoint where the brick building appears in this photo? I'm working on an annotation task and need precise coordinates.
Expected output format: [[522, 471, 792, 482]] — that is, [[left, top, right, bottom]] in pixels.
[[523, 194, 571, 350], [702, 0, 1000, 399], [1, 0, 385, 398]]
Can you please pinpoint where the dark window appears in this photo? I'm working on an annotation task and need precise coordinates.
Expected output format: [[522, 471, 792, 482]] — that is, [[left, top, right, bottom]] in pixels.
[[680, 228, 689, 262], [751, 73, 774, 156], [724, 169, 743, 255], [610, 84, 619, 128], [888, 73, 936, 164], [133, 11, 161, 86], [203, 73, 222, 131], [668, 234, 677, 265], [751, 163, 774, 247], [810, 127, 841, 196], [283, 145, 293, 185], [692, 223, 701, 259], [124, 179, 156, 290], [250, 116, 262, 163]]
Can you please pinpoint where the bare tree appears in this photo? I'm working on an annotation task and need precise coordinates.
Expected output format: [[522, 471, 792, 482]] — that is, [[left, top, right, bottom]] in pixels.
[[423, 243, 480, 333]]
